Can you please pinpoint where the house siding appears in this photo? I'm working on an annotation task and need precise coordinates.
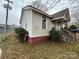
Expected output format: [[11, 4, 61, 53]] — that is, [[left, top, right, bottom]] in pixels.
[[21, 9, 53, 44], [21, 9, 32, 36], [32, 10, 53, 37]]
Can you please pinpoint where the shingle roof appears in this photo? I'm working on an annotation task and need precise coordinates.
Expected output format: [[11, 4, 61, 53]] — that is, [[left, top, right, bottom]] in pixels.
[[51, 8, 70, 22]]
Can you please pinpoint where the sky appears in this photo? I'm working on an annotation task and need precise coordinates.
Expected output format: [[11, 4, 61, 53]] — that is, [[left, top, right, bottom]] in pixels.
[[0, 0, 29, 25], [0, 0, 79, 25], [49, 0, 79, 21]]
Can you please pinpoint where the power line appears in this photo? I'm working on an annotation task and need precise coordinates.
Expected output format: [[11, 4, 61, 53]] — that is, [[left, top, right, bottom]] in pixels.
[[48, 0, 55, 9], [51, 0, 60, 9], [0, 3, 2, 6], [0, 0, 3, 4], [9, 12, 19, 22], [48, 0, 60, 9], [0, 0, 3, 7], [71, 0, 77, 4], [22, 0, 23, 7]]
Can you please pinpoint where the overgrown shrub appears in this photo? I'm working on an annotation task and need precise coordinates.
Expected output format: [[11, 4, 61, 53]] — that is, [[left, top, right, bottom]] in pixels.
[[69, 25, 77, 31], [64, 26, 68, 30], [49, 28, 62, 42], [15, 27, 28, 43]]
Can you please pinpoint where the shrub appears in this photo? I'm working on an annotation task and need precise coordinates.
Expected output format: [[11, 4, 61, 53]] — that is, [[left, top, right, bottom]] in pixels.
[[49, 28, 62, 42], [69, 25, 77, 31], [64, 26, 68, 30], [15, 27, 28, 43]]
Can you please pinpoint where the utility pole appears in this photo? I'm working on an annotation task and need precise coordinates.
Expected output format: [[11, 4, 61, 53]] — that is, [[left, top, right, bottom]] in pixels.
[[3, 0, 13, 33]]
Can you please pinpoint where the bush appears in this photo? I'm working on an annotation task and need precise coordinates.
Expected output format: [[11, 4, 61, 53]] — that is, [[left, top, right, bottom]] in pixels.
[[64, 26, 68, 30], [15, 27, 28, 43], [69, 25, 77, 31], [49, 28, 62, 42]]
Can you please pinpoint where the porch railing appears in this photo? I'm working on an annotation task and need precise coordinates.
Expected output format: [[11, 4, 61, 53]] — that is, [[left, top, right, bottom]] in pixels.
[[62, 29, 76, 43]]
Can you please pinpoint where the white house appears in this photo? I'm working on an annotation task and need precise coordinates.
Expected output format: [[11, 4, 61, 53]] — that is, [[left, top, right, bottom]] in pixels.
[[20, 5, 70, 44]]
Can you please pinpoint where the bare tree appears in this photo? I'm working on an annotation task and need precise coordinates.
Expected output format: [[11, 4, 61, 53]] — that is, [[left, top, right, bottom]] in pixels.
[[69, 0, 79, 28], [77, 19, 79, 28], [72, 13, 79, 28], [29, 0, 61, 12], [30, 0, 48, 12], [31, 0, 42, 8], [75, 19, 79, 28]]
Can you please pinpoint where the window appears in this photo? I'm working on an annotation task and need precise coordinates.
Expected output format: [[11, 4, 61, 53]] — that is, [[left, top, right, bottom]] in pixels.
[[42, 16, 46, 29]]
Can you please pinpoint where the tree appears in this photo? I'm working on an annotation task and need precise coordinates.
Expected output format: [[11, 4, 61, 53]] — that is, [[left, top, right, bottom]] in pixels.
[[30, 0, 48, 11], [78, 20, 79, 28], [29, 0, 61, 12], [77, 19, 79, 28], [69, 25, 77, 31], [72, 14, 79, 28], [69, 0, 79, 28]]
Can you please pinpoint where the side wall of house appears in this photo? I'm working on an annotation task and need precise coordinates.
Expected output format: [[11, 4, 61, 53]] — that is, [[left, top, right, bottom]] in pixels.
[[21, 9, 53, 44], [21, 9, 32, 36], [32, 10, 53, 37]]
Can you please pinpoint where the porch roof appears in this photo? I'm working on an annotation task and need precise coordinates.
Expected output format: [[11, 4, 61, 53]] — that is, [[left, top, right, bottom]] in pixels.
[[51, 17, 67, 23], [51, 8, 70, 23]]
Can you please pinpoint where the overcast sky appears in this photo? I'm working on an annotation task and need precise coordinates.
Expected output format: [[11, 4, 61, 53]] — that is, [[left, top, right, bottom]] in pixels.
[[0, 0, 79, 25], [0, 0, 30, 25]]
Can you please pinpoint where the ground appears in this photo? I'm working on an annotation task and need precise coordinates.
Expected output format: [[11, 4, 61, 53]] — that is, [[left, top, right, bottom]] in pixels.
[[0, 32, 5, 44], [2, 32, 79, 59], [0, 33, 4, 59]]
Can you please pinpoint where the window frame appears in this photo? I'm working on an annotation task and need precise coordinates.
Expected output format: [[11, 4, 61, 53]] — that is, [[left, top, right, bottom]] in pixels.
[[42, 16, 47, 29]]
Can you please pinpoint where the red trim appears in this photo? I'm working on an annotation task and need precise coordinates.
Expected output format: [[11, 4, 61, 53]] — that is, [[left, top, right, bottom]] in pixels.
[[27, 36, 49, 44]]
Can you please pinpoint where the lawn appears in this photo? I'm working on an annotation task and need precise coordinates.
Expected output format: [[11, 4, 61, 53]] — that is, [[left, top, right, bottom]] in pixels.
[[2, 32, 79, 59], [0, 32, 5, 44]]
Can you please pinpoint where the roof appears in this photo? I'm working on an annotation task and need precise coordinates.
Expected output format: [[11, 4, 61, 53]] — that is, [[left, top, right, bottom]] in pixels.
[[51, 8, 70, 22], [20, 5, 70, 24], [23, 5, 52, 18], [71, 29, 79, 33], [20, 5, 52, 24]]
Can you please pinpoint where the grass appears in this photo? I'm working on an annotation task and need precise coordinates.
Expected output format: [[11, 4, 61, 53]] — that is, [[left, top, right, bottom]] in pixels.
[[0, 32, 9, 44], [0, 32, 5, 44], [2, 32, 79, 59]]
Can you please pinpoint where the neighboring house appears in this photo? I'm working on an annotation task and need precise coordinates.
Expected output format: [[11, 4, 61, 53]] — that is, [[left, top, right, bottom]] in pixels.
[[20, 5, 70, 44], [0, 24, 15, 32], [0, 24, 5, 32]]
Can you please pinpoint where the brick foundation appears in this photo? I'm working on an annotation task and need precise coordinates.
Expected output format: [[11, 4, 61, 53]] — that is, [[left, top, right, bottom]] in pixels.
[[27, 36, 49, 44]]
